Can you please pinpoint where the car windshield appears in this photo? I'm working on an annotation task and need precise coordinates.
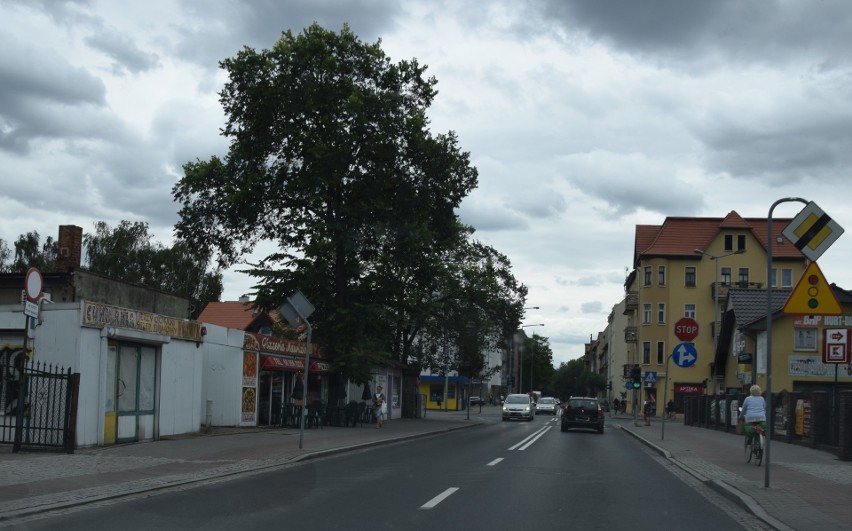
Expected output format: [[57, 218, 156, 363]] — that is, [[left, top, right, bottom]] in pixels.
[[506, 395, 529, 404], [539, 398, 555, 404]]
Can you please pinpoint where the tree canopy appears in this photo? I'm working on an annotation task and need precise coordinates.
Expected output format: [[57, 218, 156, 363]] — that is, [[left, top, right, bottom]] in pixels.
[[173, 24, 526, 382]]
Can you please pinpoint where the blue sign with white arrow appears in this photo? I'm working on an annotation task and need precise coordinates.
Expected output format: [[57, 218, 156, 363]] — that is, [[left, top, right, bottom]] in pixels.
[[672, 342, 697, 368]]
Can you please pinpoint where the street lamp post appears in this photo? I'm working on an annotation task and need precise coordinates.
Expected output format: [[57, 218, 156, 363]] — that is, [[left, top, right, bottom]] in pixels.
[[694, 248, 744, 412], [520, 323, 544, 394], [513, 307, 539, 394]]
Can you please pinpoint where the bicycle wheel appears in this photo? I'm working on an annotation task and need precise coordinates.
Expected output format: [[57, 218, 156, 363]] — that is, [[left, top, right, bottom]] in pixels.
[[754, 434, 764, 466], [744, 437, 753, 463]]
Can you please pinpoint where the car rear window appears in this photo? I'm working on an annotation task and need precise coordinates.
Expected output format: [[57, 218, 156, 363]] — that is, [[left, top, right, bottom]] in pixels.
[[569, 399, 597, 409]]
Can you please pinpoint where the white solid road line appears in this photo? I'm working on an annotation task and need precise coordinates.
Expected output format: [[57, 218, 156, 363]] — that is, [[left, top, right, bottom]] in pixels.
[[486, 458, 504, 466], [516, 426, 552, 451], [420, 487, 460, 510], [508, 425, 551, 451]]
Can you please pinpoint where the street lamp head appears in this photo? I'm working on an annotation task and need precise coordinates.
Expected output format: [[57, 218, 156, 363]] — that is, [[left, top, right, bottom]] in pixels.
[[694, 249, 705, 255], [521, 323, 544, 328]]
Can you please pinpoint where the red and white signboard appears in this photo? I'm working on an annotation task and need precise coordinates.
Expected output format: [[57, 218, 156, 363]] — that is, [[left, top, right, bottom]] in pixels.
[[25, 267, 43, 302], [674, 317, 699, 342], [23, 267, 43, 318], [823, 328, 850, 364]]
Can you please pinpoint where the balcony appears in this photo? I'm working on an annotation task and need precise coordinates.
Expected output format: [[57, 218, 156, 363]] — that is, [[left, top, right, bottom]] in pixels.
[[624, 291, 638, 313], [624, 326, 638, 343]]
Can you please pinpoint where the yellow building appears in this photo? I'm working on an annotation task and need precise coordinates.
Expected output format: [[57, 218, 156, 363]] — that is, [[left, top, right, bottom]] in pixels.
[[623, 211, 809, 416]]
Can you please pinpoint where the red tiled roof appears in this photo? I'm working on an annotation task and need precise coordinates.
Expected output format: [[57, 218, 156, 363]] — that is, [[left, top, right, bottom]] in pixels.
[[197, 301, 278, 331], [633, 212, 802, 265]]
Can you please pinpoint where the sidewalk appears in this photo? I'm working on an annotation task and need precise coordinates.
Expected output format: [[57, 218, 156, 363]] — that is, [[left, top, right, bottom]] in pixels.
[[612, 413, 852, 531], [1, 408, 849, 530], [0, 408, 489, 525]]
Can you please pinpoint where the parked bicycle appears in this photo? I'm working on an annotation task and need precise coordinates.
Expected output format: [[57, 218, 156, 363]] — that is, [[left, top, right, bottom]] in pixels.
[[744, 421, 765, 466]]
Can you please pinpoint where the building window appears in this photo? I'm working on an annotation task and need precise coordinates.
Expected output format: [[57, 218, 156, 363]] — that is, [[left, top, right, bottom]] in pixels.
[[657, 342, 665, 364], [643, 304, 652, 324], [724, 234, 733, 251], [738, 268, 749, 288], [657, 303, 666, 323], [684, 304, 696, 319], [721, 267, 732, 286], [685, 267, 696, 287], [782, 269, 792, 288], [737, 234, 746, 251], [793, 328, 817, 351], [642, 342, 651, 364], [644, 266, 652, 286], [658, 265, 666, 286]]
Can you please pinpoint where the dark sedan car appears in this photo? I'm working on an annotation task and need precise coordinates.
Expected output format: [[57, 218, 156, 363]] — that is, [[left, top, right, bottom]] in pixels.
[[561, 397, 604, 433]]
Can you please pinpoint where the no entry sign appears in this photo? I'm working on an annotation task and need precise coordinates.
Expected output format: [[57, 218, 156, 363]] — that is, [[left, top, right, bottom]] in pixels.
[[674, 317, 699, 342]]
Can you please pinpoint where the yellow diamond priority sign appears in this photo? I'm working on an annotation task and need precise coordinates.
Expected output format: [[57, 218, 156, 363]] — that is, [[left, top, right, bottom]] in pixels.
[[782, 261, 842, 315], [782, 201, 844, 262]]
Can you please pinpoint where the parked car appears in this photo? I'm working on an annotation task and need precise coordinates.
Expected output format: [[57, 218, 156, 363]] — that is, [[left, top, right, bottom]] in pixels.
[[561, 397, 604, 433], [535, 396, 559, 415], [502, 393, 535, 421], [469, 396, 483, 406]]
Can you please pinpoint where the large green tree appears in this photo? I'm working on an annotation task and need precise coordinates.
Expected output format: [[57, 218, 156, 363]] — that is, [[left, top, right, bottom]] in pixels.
[[173, 24, 483, 383]]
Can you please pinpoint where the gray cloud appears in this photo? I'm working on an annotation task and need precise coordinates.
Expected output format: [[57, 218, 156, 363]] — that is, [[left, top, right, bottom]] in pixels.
[[170, 0, 403, 70], [85, 29, 159, 75]]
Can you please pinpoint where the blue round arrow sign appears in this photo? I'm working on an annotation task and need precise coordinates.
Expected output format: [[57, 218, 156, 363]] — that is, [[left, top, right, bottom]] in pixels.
[[672, 342, 697, 368]]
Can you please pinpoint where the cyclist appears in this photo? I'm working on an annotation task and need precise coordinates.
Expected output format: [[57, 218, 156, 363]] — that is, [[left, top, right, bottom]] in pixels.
[[739, 384, 767, 446]]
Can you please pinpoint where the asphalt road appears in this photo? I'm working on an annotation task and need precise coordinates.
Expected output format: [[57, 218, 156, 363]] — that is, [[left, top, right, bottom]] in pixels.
[[21, 415, 763, 530]]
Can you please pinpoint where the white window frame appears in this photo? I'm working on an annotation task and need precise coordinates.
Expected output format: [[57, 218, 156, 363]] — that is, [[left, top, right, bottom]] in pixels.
[[793, 328, 817, 351]]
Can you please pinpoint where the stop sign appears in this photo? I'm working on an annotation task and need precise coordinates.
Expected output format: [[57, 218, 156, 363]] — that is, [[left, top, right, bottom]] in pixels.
[[674, 317, 699, 342]]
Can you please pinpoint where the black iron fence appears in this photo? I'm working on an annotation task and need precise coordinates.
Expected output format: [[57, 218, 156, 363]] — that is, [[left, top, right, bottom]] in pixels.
[[1, 350, 79, 453], [683, 388, 852, 460]]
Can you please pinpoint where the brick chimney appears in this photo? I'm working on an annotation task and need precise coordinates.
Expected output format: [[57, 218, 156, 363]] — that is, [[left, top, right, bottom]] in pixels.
[[56, 225, 83, 273]]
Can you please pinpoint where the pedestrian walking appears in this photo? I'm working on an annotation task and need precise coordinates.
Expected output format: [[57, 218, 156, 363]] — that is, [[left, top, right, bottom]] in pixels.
[[373, 385, 386, 428]]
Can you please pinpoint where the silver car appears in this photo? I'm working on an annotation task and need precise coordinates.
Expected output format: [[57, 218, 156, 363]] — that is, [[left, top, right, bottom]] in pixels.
[[535, 396, 558, 415], [502, 393, 535, 421]]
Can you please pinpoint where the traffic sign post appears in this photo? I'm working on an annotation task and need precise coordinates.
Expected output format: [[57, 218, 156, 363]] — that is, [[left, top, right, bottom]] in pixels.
[[22, 268, 43, 363], [674, 317, 699, 342], [767, 198, 843, 489], [662, 343, 697, 441]]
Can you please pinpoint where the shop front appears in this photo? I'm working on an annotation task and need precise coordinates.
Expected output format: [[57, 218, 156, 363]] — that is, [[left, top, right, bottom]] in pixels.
[[243, 333, 332, 426]]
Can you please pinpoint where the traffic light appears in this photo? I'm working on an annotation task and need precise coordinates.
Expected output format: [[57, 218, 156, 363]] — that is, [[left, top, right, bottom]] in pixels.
[[607, 382, 612, 391], [631, 364, 641, 388]]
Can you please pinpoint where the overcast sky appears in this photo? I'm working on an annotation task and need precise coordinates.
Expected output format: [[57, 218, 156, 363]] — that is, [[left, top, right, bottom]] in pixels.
[[4, 0, 852, 365]]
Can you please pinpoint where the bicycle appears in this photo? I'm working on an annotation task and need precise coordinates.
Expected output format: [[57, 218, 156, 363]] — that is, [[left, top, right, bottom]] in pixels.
[[744, 421, 765, 466]]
